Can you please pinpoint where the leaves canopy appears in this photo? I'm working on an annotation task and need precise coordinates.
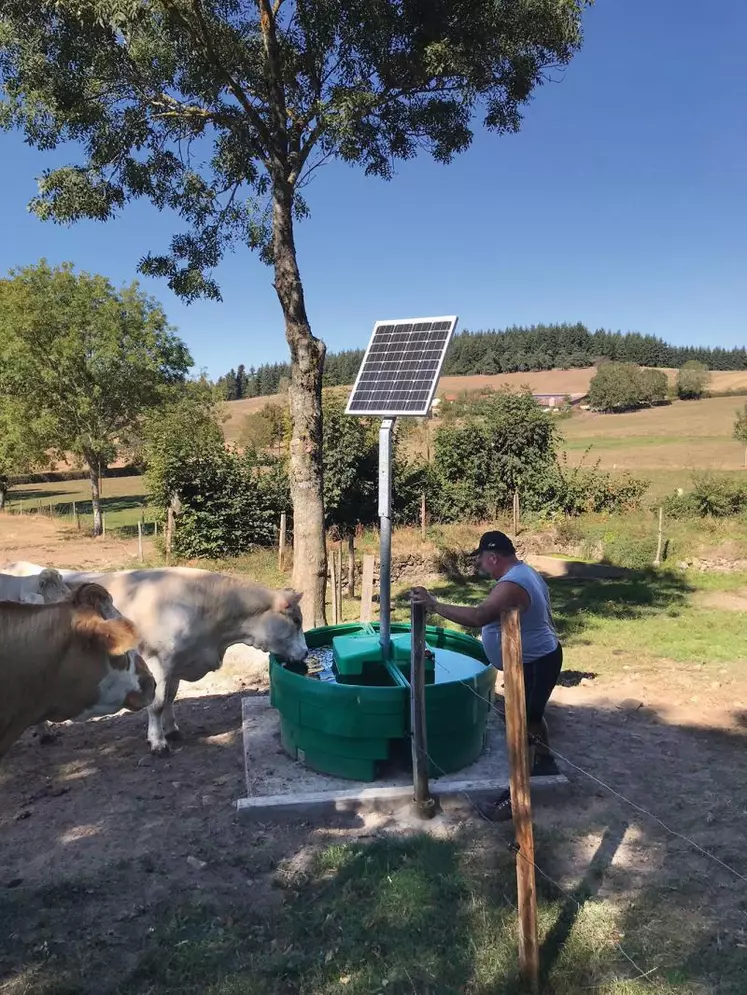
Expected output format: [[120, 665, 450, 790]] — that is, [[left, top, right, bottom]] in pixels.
[[734, 404, 747, 447], [0, 0, 589, 298], [0, 260, 192, 472]]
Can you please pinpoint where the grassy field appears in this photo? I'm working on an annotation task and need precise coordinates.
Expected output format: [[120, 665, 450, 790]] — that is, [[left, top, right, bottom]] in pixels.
[[5, 474, 152, 534], [561, 395, 746, 476]]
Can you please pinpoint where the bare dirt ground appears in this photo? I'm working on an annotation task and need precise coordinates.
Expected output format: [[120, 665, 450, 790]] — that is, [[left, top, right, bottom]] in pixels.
[[0, 650, 744, 992], [0, 514, 149, 571], [1, 513, 745, 992]]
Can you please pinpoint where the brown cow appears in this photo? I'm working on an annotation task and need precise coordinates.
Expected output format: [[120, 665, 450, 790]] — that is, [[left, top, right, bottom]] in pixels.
[[0, 583, 156, 760]]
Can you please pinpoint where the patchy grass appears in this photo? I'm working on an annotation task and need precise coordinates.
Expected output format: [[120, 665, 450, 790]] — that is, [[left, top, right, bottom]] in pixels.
[[6, 474, 151, 534], [38, 833, 715, 995]]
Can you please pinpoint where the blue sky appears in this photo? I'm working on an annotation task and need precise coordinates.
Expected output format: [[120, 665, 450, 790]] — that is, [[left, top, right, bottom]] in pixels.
[[1, 0, 745, 378]]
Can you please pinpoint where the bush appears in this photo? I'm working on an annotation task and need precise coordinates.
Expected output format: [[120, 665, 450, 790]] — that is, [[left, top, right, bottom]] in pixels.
[[676, 361, 710, 400], [163, 447, 278, 558], [589, 363, 668, 412], [323, 396, 378, 532], [432, 389, 559, 520], [548, 453, 648, 516], [662, 473, 747, 518]]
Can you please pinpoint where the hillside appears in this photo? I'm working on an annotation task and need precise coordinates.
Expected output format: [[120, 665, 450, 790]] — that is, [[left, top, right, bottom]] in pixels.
[[221, 368, 747, 444]]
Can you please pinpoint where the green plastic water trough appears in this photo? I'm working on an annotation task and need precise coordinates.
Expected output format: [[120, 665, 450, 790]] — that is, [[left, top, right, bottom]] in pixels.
[[269, 622, 494, 782]]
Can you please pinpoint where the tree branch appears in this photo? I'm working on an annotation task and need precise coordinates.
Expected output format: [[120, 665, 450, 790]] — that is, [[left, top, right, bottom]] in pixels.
[[161, 0, 274, 161]]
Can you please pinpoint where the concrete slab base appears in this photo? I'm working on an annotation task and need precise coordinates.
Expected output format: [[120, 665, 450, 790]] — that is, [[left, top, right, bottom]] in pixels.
[[236, 696, 567, 825]]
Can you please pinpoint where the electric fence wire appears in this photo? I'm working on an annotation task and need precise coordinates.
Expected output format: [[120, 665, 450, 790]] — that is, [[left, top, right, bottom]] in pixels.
[[430, 651, 747, 886]]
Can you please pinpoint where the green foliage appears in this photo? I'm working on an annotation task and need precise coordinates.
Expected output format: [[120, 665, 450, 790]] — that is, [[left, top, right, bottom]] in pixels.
[[676, 360, 710, 400], [0, 260, 190, 530], [430, 390, 559, 520], [239, 403, 289, 453], [322, 396, 378, 532], [0, 261, 190, 468], [589, 362, 668, 412], [549, 452, 648, 515], [733, 403, 747, 446], [142, 382, 226, 509], [162, 447, 278, 559], [0, 0, 589, 299], [662, 473, 747, 518]]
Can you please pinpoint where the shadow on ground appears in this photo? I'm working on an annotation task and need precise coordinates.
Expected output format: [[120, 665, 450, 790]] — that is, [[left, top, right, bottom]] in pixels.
[[0, 679, 745, 995], [402, 570, 693, 646]]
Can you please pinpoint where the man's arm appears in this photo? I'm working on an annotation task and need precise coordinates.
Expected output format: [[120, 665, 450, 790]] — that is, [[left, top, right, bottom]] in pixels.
[[410, 581, 529, 627]]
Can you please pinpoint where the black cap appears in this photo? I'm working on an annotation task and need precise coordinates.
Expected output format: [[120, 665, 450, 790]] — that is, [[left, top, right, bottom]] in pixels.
[[471, 531, 516, 557]]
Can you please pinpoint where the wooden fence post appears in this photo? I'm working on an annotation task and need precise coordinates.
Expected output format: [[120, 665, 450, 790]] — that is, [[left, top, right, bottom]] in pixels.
[[360, 554, 375, 624], [420, 491, 427, 541], [138, 520, 144, 563], [72, 500, 76, 522], [330, 551, 339, 625], [654, 506, 664, 567], [337, 544, 344, 622], [347, 534, 356, 598], [501, 609, 540, 994], [102, 513, 106, 536], [75, 510, 81, 531], [513, 491, 520, 536], [166, 506, 175, 557], [410, 599, 435, 818], [278, 511, 287, 571]]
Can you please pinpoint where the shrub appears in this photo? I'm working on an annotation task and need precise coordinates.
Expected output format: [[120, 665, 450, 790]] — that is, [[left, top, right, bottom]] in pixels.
[[589, 362, 668, 412], [323, 396, 378, 532], [238, 402, 289, 453], [432, 389, 559, 520], [662, 473, 747, 518], [676, 360, 710, 400], [548, 453, 648, 516], [162, 446, 278, 558]]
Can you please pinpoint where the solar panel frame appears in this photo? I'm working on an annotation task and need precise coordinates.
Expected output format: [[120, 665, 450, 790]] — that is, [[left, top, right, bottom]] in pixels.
[[345, 315, 458, 417]]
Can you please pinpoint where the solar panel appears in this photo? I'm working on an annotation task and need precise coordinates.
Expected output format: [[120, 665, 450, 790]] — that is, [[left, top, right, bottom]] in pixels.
[[345, 315, 458, 417]]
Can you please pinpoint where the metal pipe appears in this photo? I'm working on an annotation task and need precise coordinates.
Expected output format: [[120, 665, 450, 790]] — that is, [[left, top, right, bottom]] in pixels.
[[410, 599, 434, 817], [378, 419, 395, 654]]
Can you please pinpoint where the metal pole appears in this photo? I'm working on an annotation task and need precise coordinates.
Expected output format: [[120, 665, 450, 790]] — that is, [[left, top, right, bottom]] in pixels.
[[501, 608, 540, 993], [378, 418, 395, 655], [410, 599, 435, 818]]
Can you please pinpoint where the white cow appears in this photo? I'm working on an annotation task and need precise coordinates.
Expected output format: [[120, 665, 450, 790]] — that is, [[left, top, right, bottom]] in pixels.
[[3, 565, 308, 754], [0, 568, 71, 604]]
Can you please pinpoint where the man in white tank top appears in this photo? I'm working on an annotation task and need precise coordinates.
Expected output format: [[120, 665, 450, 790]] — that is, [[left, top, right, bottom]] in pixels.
[[411, 530, 563, 820]]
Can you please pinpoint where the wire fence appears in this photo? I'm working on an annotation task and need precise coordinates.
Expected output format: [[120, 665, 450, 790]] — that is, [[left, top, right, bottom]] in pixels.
[[408, 648, 747, 987], [2, 498, 160, 539]]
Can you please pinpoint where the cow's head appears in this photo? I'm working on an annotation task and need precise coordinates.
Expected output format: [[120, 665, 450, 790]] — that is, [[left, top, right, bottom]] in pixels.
[[35, 568, 72, 603], [50, 583, 156, 721], [253, 590, 307, 662]]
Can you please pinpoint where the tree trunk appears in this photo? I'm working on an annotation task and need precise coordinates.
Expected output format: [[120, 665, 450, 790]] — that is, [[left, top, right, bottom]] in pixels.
[[0, 486, 7, 512], [272, 176, 327, 625], [88, 462, 103, 536]]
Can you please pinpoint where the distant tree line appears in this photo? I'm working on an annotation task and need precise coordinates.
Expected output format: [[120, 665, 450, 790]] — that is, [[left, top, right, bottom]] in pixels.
[[219, 323, 747, 398]]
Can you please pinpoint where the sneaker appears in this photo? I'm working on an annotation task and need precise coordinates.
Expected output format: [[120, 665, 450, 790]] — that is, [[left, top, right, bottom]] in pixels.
[[531, 754, 561, 777]]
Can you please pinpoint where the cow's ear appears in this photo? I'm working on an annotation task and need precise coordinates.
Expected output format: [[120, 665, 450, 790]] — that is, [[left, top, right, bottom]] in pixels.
[[72, 583, 112, 612], [273, 589, 302, 612], [73, 613, 139, 656]]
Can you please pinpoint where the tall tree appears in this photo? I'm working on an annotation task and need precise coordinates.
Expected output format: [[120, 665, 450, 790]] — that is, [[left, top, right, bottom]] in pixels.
[[0, 0, 589, 623], [0, 261, 191, 534], [0, 399, 49, 511]]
